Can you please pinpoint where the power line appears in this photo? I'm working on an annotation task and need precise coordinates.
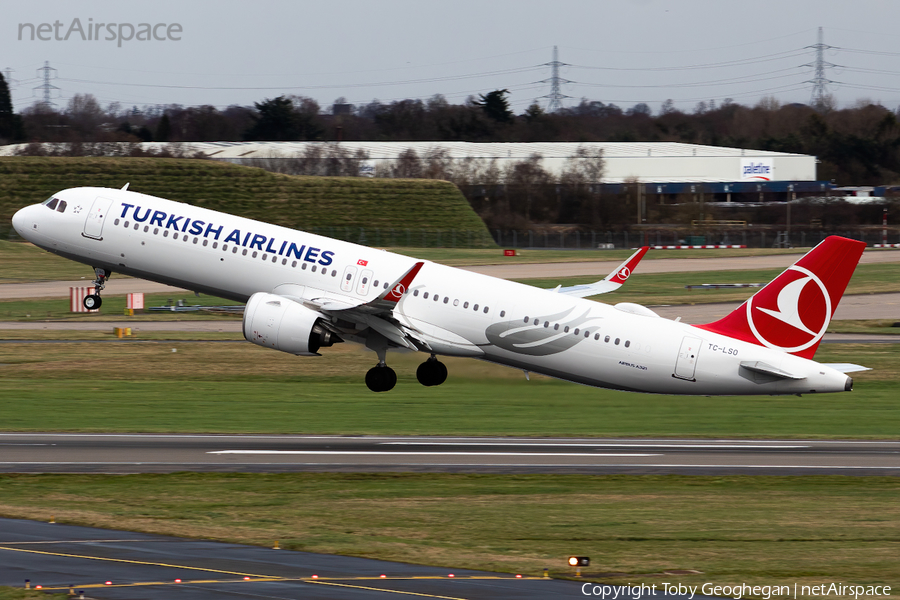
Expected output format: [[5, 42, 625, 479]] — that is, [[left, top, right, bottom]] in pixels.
[[539, 46, 572, 112], [806, 27, 835, 109], [34, 61, 60, 108]]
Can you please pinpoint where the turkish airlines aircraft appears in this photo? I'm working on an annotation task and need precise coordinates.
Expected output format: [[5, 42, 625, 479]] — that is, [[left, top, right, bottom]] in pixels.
[[12, 186, 867, 394]]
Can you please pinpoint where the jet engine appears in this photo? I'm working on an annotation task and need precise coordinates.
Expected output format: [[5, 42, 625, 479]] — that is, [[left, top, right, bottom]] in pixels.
[[243, 292, 340, 356]]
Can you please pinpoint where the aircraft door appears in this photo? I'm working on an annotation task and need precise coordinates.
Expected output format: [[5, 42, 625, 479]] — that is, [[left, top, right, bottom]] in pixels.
[[673, 336, 701, 380], [341, 265, 358, 292], [357, 269, 373, 296], [83, 197, 114, 240]]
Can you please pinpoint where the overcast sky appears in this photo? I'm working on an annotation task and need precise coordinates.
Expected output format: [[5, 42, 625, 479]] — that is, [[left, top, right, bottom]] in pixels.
[[5, 0, 900, 115]]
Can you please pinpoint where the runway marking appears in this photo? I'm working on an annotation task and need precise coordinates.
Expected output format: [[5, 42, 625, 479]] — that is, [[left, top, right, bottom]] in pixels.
[[208, 451, 662, 457], [37, 575, 539, 598], [380, 442, 809, 449], [307, 579, 471, 599], [0, 544, 267, 577]]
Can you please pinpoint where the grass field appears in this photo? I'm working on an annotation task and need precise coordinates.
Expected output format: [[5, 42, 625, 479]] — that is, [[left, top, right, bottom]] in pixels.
[[0, 157, 492, 244], [0, 473, 896, 596], [0, 339, 896, 437]]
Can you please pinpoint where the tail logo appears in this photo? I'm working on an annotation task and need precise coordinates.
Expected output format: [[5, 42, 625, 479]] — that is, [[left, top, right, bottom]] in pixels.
[[746, 265, 831, 353], [390, 283, 406, 299], [617, 266, 631, 280]]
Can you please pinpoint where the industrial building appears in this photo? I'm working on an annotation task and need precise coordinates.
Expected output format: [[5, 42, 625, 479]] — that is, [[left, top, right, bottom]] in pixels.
[[0, 141, 831, 202]]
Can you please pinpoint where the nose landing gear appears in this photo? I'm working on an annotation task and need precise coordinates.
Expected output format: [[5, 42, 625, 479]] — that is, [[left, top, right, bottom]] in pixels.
[[416, 355, 447, 387], [83, 267, 110, 310]]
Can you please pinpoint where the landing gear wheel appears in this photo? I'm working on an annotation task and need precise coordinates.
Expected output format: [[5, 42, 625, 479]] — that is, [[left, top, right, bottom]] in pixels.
[[83, 294, 102, 310], [416, 356, 448, 387], [365, 365, 397, 392]]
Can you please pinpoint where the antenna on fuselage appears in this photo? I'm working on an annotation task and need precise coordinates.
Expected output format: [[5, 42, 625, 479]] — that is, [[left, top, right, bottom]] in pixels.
[[121, 183, 130, 191]]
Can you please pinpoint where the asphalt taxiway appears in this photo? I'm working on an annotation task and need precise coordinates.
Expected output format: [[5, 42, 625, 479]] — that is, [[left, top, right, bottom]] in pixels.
[[1, 434, 898, 476], [0, 517, 596, 600]]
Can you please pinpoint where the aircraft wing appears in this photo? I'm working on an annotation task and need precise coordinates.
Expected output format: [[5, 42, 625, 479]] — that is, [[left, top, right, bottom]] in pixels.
[[302, 261, 430, 351], [555, 246, 649, 298]]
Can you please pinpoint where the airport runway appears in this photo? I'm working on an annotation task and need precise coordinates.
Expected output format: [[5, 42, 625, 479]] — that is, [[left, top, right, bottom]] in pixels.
[[0, 517, 597, 600], [1, 434, 898, 476]]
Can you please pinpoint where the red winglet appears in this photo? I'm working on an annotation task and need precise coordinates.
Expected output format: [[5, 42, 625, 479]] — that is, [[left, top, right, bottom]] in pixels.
[[607, 246, 649, 284], [380, 261, 424, 305], [696, 236, 865, 359]]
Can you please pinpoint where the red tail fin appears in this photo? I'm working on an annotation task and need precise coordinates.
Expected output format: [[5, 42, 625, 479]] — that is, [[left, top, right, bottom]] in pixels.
[[696, 236, 865, 359]]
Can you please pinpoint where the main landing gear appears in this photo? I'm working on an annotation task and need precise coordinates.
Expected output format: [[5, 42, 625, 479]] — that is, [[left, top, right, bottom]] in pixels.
[[83, 267, 110, 310], [416, 355, 447, 387], [363, 353, 448, 392]]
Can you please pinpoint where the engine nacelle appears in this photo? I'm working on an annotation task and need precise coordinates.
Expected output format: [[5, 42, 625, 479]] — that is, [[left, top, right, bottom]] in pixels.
[[243, 292, 340, 356]]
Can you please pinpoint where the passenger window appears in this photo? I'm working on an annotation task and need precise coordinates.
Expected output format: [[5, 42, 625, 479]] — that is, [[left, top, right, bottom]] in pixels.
[[413, 290, 419, 296], [423, 292, 429, 299], [574, 328, 579, 335], [252, 251, 257, 257], [332, 270, 337, 276], [615, 338, 620, 345], [242, 249, 248, 256], [115, 219, 120, 225], [312, 265, 317, 272], [500, 311, 505, 317], [473, 304, 479, 311], [605, 335, 610, 343], [144, 226, 149, 233], [262, 254, 268, 261], [434, 295, 439, 302], [383, 282, 389, 289], [543, 322, 549, 328], [484, 307, 489, 313], [564, 326, 569, 333], [523, 316, 529, 323], [302, 263, 307, 269], [584, 331, 590, 338], [164, 230, 169, 237], [125, 221, 131, 228], [154, 228, 159, 235], [533, 319, 539, 326], [56, 200, 67, 213], [282, 258, 287, 265], [554, 324, 559, 330], [172, 233, 177, 240], [594, 333, 600, 340], [464, 302, 470, 309], [625, 340, 631, 348], [292, 261, 297, 267], [443, 297, 449, 304], [193, 238, 198, 244], [273, 256, 278, 263], [134, 223, 139, 230], [453, 299, 459, 306]]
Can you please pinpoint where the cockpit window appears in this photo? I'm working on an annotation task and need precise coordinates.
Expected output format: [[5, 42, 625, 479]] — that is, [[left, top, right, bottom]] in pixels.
[[45, 198, 59, 210], [56, 200, 67, 213]]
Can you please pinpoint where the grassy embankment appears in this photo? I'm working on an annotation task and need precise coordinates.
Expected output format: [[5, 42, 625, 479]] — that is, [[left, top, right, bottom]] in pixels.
[[0, 156, 493, 245]]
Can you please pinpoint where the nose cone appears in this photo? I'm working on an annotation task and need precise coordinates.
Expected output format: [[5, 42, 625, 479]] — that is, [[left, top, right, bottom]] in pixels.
[[12, 205, 39, 241]]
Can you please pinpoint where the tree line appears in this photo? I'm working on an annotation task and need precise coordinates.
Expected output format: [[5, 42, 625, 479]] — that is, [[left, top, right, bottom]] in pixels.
[[2, 74, 899, 232]]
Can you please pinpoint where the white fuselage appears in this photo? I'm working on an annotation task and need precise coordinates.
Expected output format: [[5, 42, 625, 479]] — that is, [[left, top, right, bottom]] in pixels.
[[12, 187, 852, 395]]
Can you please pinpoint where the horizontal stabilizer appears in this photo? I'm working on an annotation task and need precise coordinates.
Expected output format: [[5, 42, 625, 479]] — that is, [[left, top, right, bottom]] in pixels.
[[823, 363, 871, 374], [739, 361, 805, 380]]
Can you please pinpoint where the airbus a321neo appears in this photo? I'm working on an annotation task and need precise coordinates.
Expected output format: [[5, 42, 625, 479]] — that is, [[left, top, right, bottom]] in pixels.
[[12, 186, 867, 394]]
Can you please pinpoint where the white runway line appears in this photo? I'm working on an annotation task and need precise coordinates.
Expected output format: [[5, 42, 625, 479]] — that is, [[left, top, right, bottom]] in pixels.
[[209, 450, 662, 457], [379, 442, 809, 449]]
